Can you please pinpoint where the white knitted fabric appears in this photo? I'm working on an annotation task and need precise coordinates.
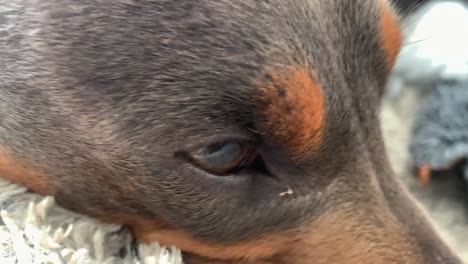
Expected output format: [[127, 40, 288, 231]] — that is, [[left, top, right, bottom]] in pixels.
[[0, 178, 183, 264]]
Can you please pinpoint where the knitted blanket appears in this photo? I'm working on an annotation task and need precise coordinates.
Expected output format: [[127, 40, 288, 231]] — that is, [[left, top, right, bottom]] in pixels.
[[0, 178, 183, 264]]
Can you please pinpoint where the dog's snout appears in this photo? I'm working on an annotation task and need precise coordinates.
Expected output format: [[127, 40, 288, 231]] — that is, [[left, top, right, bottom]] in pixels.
[[375, 169, 464, 264], [428, 251, 463, 264], [280, 200, 463, 264], [413, 230, 463, 264]]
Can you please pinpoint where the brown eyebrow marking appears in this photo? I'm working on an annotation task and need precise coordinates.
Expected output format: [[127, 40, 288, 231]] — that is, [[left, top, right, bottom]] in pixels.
[[379, 0, 402, 69], [256, 65, 325, 158]]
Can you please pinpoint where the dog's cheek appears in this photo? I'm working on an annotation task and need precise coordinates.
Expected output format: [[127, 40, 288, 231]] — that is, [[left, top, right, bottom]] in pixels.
[[279, 210, 425, 264], [130, 219, 287, 261]]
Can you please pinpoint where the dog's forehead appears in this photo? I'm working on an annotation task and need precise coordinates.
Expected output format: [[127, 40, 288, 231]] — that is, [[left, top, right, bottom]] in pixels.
[[150, 0, 401, 145], [147, 0, 398, 102], [36, 0, 400, 147]]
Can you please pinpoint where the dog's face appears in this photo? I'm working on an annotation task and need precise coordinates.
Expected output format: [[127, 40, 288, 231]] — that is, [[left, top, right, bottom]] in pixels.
[[0, 0, 462, 263]]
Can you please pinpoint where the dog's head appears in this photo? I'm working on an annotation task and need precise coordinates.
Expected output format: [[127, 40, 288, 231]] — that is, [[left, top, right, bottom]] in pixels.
[[0, 0, 461, 263]]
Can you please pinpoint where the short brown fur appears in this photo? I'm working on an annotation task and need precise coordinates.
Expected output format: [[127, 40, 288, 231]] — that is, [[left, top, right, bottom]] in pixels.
[[380, 1, 402, 67], [0, 0, 462, 263], [131, 207, 425, 264], [0, 149, 56, 195], [258, 65, 325, 158]]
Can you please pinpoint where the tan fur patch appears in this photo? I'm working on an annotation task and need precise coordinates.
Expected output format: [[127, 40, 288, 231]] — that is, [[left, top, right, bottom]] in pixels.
[[0, 149, 56, 195], [121, 209, 423, 264], [131, 218, 286, 261], [257, 65, 325, 158], [380, 1, 402, 68], [85, 212, 287, 261], [284, 211, 424, 264]]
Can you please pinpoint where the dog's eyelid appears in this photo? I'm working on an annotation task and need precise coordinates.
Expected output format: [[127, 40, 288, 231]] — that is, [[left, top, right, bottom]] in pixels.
[[174, 129, 260, 153], [174, 126, 261, 152], [180, 141, 259, 176], [179, 138, 256, 153], [172, 127, 266, 176]]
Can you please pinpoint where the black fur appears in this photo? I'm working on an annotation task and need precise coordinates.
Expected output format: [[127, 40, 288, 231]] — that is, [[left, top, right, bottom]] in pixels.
[[393, 0, 428, 15], [0, 0, 388, 240], [0, 0, 462, 263]]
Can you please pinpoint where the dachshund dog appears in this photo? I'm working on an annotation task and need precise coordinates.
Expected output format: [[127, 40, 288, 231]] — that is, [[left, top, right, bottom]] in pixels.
[[0, 0, 461, 263]]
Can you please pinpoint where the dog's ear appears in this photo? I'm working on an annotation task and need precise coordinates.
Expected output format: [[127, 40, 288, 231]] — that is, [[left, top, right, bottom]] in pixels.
[[391, 0, 428, 16]]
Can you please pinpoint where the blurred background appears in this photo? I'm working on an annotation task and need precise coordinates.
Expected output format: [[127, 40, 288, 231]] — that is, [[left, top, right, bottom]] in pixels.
[[383, 0, 468, 260]]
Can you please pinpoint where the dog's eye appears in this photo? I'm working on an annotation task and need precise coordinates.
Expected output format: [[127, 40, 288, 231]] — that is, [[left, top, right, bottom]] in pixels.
[[188, 142, 258, 175]]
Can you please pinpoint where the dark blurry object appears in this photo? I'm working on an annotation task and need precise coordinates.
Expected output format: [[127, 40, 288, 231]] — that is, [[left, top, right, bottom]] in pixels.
[[463, 161, 468, 185], [410, 82, 468, 186], [393, 0, 429, 14]]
